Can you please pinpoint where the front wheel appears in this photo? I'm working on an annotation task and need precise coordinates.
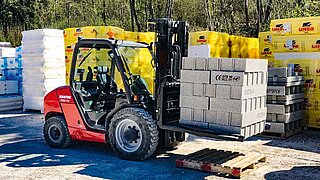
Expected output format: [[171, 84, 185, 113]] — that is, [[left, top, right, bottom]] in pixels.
[[43, 116, 72, 148], [108, 108, 159, 161]]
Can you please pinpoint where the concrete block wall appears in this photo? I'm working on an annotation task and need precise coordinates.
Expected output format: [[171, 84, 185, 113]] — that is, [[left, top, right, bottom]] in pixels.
[[265, 67, 305, 133], [180, 57, 268, 139]]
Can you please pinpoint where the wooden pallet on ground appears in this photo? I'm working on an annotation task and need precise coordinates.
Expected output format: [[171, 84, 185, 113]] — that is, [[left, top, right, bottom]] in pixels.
[[176, 148, 266, 178]]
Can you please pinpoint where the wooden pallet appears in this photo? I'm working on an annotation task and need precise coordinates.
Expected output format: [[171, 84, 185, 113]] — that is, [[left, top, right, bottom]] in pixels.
[[176, 148, 266, 178], [261, 126, 303, 139]]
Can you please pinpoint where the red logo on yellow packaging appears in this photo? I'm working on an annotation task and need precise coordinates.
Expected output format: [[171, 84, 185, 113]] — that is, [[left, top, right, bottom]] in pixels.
[[74, 28, 83, 36], [66, 46, 73, 53], [196, 35, 207, 43], [271, 24, 284, 32], [261, 47, 272, 55], [299, 22, 315, 32], [312, 40, 320, 49]]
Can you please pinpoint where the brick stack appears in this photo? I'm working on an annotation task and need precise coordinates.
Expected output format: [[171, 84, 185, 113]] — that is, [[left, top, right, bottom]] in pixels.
[[180, 57, 268, 139], [265, 67, 305, 134]]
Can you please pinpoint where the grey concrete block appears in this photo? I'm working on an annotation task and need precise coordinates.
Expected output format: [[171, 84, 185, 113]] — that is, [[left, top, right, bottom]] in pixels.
[[267, 94, 304, 104], [208, 120, 265, 139], [211, 71, 247, 86], [231, 108, 267, 127], [267, 110, 305, 123], [267, 100, 304, 114], [268, 80, 304, 86], [265, 119, 302, 133], [257, 97, 262, 109], [264, 122, 285, 133], [268, 76, 304, 83], [205, 110, 217, 123], [182, 57, 195, 70], [234, 58, 268, 72], [231, 84, 267, 100], [210, 96, 266, 113], [253, 72, 259, 85], [180, 107, 192, 120], [180, 82, 193, 96], [193, 83, 205, 96], [247, 72, 253, 85], [216, 85, 231, 99], [179, 119, 209, 129], [210, 98, 243, 113], [194, 109, 205, 121], [180, 96, 209, 110], [216, 111, 231, 125], [181, 70, 210, 84], [268, 67, 293, 78], [220, 58, 233, 71], [207, 58, 220, 71], [267, 86, 286, 96], [195, 57, 208, 70], [261, 72, 268, 85], [205, 84, 216, 98]]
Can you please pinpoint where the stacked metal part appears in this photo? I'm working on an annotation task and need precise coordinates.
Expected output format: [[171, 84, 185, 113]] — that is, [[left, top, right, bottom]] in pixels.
[[179, 57, 268, 139], [265, 67, 305, 134]]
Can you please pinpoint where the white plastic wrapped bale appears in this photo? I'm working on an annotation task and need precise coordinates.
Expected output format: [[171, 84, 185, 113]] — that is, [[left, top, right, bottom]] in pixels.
[[22, 29, 66, 112]]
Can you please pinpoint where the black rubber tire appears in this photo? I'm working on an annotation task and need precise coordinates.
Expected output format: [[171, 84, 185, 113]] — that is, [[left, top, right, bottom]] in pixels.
[[108, 108, 159, 161], [43, 116, 72, 148]]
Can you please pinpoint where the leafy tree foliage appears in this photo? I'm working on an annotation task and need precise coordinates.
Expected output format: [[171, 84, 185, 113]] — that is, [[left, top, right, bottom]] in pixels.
[[1, 0, 320, 46]]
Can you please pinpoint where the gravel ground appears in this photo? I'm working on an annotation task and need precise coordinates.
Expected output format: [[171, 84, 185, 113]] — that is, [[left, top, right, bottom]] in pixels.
[[0, 111, 319, 180]]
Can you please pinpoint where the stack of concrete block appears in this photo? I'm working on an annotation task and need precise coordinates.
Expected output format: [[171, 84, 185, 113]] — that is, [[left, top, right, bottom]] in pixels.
[[265, 67, 305, 134], [180, 57, 268, 139]]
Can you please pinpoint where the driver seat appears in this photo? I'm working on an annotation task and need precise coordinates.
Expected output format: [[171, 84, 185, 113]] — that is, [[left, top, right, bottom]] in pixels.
[[93, 66, 117, 111]]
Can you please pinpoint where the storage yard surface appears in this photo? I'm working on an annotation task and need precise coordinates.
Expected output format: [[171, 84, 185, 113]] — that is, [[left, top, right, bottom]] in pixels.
[[0, 111, 319, 180]]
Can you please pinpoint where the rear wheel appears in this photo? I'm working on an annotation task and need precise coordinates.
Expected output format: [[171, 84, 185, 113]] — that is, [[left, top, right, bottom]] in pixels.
[[43, 116, 72, 148], [108, 108, 159, 161]]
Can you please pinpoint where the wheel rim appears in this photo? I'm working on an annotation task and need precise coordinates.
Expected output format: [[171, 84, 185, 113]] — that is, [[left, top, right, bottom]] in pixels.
[[48, 124, 63, 144], [115, 118, 142, 153]]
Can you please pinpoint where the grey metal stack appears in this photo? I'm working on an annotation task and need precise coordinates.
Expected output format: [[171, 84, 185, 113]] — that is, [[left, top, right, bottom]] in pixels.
[[265, 67, 305, 135], [179, 57, 268, 139]]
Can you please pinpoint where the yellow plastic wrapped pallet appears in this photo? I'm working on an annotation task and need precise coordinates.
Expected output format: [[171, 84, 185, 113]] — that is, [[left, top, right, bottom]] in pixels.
[[273, 35, 320, 53], [239, 37, 249, 58], [247, 38, 259, 58], [291, 17, 320, 35], [271, 17, 320, 36], [219, 33, 230, 58], [273, 36, 303, 53], [230, 35, 241, 58], [107, 26, 125, 40], [209, 45, 221, 58], [189, 31, 220, 46], [93, 26, 108, 38], [125, 31, 139, 42], [306, 110, 320, 128], [138, 32, 155, 44], [304, 91, 320, 128], [64, 27, 96, 42]]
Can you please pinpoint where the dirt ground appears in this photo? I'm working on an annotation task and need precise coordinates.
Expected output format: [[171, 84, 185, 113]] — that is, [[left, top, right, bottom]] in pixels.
[[0, 111, 319, 180]]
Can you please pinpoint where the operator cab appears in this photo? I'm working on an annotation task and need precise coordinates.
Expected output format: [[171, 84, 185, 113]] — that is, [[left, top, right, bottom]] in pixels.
[[71, 39, 153, 131]]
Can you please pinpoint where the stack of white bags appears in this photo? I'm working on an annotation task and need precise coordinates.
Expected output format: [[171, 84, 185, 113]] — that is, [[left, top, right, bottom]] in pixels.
[[22, 29, 66, 112]]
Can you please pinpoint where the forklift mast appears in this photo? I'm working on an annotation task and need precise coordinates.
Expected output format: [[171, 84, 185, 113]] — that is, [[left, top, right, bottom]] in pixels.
[[148, 18, 189, 127], [149, 18, 189, 87]]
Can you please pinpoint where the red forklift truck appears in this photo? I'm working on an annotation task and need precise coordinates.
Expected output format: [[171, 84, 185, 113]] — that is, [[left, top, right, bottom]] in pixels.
[[43, 18, 243, 161]]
